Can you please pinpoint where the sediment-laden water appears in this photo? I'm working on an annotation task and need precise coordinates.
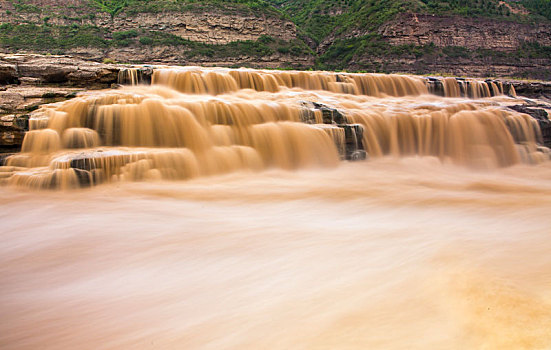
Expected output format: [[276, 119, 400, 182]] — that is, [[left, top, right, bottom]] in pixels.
[[0, 68, 550, 349]]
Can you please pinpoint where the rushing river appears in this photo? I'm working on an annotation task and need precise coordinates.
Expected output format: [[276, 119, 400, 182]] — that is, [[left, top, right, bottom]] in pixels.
[[1, 68, 550, 349]]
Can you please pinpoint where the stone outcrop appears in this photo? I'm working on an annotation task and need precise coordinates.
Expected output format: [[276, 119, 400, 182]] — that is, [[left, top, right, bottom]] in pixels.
[[1, 54, 120, 87], [299, 101, 367, 160], [511, 81, 551, 100], [379, 13, 551, 51], [0, 114, 28, 151], [0, 84, 83, 151], [0, 54, 126, 151]]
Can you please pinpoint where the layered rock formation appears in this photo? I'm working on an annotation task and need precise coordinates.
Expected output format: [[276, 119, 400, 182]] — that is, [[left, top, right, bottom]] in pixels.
[[2, 1, 550, 77], [0, 54, 119, 87], [112, 11, 296, 45], [379, 13, 551, 51], [333, 12, 551, 80], [0, 54, 124, 152], [0, 0, 307, 67], [0, 0, 296, 45]]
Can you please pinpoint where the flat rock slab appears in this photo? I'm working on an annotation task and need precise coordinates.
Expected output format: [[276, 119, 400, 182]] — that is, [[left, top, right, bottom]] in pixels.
[[1, 54, 119, 87]]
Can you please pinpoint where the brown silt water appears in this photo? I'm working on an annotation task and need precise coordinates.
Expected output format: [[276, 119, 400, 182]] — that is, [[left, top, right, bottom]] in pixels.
[[0, 67, 550, 349]]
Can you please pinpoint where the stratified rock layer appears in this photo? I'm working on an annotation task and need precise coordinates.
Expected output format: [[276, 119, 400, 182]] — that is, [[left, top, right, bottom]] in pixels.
[[379, 13, 551, 51]]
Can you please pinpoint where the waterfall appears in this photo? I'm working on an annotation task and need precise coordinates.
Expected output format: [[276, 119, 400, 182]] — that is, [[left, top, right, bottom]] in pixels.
[[0, 67, 547, 189]]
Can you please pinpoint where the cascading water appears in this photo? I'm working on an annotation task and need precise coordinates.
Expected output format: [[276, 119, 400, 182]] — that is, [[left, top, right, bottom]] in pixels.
[[0, 67, 546, 189], [2, 66, 551, 350]]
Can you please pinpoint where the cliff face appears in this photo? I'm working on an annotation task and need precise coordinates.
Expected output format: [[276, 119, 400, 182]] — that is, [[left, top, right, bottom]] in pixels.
[[110, 11, 296, 45], [0, 1, 296, 45], [316, 11, 551, 79], [379, 13, 551, 51], [0, 0, 308, 68], [1, 0, 551, 78]]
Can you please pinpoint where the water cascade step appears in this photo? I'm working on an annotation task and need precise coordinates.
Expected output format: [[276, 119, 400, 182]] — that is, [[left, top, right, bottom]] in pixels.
[[0, 67, 548, 189]]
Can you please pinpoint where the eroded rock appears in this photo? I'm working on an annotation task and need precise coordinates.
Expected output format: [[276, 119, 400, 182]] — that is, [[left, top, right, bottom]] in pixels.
[[1, 54, 119, 88]]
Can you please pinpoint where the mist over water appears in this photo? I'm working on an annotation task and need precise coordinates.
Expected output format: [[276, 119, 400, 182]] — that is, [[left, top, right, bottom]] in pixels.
[[1, 68, 551, 349]]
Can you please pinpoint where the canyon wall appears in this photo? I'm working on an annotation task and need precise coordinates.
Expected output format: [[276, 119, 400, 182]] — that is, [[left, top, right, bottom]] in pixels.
[[1, 1, 550, 78], [379, 13, 551, 51], [0, 1, 296, 45]]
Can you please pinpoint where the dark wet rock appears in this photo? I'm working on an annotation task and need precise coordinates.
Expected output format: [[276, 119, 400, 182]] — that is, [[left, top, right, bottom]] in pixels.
[[338, 124, 366, 161], [426, 79, 445, 97], [485, 80, 499, 97], [349, 150, 367, 161], [139, 66, 154, 84], [502, 82, 516, 97], [299, 101, 365, 160], [70, 154, 100, 172], [73, 168, 92, 187], [0, 153, 15, 165], [311, 102, 346, 124], [117, 66, 154, 85], [509, 105, 549, 121], [508, 105, 551, 147], [509, 81, 551, 99], [299, 101, 346, 125], [13, 114, 29, 130]]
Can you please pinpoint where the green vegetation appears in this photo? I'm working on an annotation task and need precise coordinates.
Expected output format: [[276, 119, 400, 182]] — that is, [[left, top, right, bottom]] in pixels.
[[41, 92, 57, 98], [520, 0, 551, 20], [271, 0, 421, 44], [89, 0, 128, 17], [10, 0, 41, 13], [0, 23, 107, 51], [421, 0, 517, 17], [318, 36, 551, 71], [1, 0, 550, 77], [273, 0, 550, 46], [417, 0, 550, 21], [88, 0, 283, 17], [269, 0, 551, 73], [318, 34, 438, 70], [0, 22, 310, 60]]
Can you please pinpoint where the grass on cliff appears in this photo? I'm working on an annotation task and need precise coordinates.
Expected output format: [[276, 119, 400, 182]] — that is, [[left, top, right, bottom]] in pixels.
[[420, 0, 551, 20], [0, 23, 311, 59], [269, 0, 422, 44], [89, 0, 284, 17], [0, 23, 108, 50], [317, 33, 551, 72], [270, 0, 550, 46]]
